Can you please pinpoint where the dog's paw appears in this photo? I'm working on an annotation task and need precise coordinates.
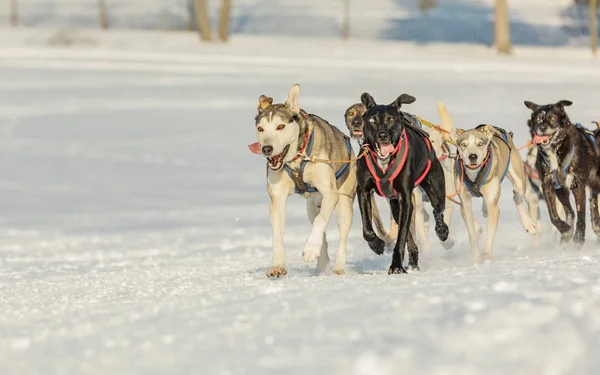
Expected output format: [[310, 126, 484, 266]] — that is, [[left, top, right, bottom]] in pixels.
[[522, 219, 537, 235], [266, 266, 287, 278], [332, 268, 346, 275], [573, 231, 585, 249], [388, 265, 407, 274], [441, 237, 455, 250], [407, 263, 420, 272], [481, 252, 493, 262], [435, 222, 449, 242], [302, 249, 320, 263], [368, 237, 386, 255]]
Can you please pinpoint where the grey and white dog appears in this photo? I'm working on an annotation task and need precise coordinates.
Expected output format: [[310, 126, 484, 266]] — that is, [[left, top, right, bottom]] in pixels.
[[250, 84, 359, 277]]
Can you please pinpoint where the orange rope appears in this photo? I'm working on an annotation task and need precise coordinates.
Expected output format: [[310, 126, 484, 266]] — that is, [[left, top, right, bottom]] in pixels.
[[307, 148, 369, 164], [518, 140, 534, 151], [445, 163, 464, 205]]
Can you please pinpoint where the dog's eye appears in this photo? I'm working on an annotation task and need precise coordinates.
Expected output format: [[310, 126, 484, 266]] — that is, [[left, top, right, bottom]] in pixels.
[[460, 142, 467, 148], [257, 127, 264, 132], [348, 110, 355, 117], [548, 115, 557, 123], [276, 124, 285, 130], [386, 116, 396, 124], [369, 118, 376, 123], [476, 141, 484, 147]]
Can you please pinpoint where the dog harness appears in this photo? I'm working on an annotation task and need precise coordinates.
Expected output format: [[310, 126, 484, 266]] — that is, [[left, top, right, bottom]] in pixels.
[[282, 131, 352, 195], [539, 145, 575, 190], [456, 125, 511, 197], [364, 128, 433, 198]]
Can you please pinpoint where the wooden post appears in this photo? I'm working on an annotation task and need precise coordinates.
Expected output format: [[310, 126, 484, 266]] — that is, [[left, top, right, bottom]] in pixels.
[[194, 0, 213, 41], [10, 0, 18, 27], [218, 0, 231, 42], [591, 0, 598, 55], [494, 0, 512, 54], [342, 0, 350, 39], [98, 0, 108, 29]]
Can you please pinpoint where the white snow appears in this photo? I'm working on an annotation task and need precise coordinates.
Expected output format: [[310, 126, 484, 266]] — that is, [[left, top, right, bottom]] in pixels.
[[0, 28, 600, 374]]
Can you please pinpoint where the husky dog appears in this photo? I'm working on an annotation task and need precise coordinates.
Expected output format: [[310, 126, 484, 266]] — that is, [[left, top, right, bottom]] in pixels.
[[344, 101, 458, 252], [448, 125, 537, 262], [249, 84, 358, 277], [356, 93, 449, 274], [524, 100, 600, 248]]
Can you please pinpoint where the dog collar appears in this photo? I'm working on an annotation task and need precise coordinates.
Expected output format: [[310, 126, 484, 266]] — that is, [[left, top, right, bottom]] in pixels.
[[290, 129, 311, 162]]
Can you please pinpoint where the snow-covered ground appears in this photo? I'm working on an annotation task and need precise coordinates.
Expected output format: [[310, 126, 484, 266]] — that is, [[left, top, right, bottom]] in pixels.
[[1, 0, 597, 46], [1, 29, 600, 374]]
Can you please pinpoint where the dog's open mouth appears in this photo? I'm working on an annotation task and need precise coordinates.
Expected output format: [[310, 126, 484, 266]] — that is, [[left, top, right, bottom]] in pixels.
[[352, 130, 363, 138], [267, 145, 290, 170], [532, 133, 554, 146], [375, 142, 395, 159]]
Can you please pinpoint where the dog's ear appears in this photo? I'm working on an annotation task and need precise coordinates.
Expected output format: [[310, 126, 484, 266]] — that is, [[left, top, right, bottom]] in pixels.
[[593, 121, 600, 129], [524, 101, 539, 111], [478, 124, 496, 138], [390, 94, 416, 110], [449, 128, 464, 143], [361, 93, 376, 109], [285, 84, 301, 114], [555, 100, 573, 108], [257, 95, 273, 113]]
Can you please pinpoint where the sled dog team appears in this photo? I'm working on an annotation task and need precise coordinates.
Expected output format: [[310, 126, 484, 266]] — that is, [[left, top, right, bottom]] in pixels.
[[249, 84, 600, 277]]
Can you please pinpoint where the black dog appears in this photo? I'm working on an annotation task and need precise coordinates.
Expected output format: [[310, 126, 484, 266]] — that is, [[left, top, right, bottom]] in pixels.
[[357, 93, 449, 274], [524, 100, 600, 247]]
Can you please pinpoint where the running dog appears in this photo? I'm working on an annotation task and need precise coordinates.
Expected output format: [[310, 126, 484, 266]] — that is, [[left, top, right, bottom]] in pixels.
[[448, 124, 537, 262], [344, 101, 457, 252], [356, 93, 449, 274], [524, 100, 600, 248], [249, 84, 358, 277]]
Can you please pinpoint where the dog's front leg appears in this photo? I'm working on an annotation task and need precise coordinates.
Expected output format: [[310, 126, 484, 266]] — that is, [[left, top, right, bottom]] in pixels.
[[358, 187, 385, 254], [481, 179, 501, 261], [457, 185, 481, 262], [413, 188, 429, 253], [266, 178, 293, 278], [302, 165, 339, 263], [389, 188, 413, 274], [572, 186, 587, 248], [543, 185, 572, 242]]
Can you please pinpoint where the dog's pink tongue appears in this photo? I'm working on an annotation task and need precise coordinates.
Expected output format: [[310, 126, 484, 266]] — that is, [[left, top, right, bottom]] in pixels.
[[248, 142, 261, 154], [380, 144, 395, 157], [532, 135, 550, 144]]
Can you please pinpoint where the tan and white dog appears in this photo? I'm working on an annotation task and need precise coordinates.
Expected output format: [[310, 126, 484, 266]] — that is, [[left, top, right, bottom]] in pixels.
[[447, 124, 537, 261], [250, 84, 358, 277]]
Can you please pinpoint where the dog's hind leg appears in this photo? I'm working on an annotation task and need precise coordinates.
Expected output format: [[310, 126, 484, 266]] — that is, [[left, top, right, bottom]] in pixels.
[[306, 196, 330, 274], [407, 217, 419, 271], [388, 196, 411, 274], [413, 188, 430, 253], [506, 153, 537, 235], [333, 194, 353, 275], [572, 186, 587, 249]]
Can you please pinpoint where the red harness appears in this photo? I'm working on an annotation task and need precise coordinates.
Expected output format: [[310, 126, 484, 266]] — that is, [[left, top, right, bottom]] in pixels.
[[364, 129, 433, 198]]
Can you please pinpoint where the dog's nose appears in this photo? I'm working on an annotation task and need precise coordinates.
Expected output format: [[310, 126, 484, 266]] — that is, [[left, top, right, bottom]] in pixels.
[[262, 145, 273, 156], [376, 131, 389, 142], [468, 154, 478, 163], [351, 118, 362, 127], [538, 124, 548, 132]]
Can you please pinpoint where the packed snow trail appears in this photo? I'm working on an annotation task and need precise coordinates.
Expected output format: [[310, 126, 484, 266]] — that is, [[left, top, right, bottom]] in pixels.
[[0, 35, 599, 374]]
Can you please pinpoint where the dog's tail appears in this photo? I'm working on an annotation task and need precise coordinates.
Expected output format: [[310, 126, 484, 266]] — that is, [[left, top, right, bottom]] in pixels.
[[370, 195, 397, 245], [436, 101, 455, 142]]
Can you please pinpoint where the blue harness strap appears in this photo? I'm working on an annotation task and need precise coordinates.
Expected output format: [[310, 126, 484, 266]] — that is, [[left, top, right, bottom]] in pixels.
[[541, 145, 575, 190], [575, 122, 596, 146], [283, 133, 352, 195]]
